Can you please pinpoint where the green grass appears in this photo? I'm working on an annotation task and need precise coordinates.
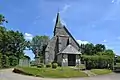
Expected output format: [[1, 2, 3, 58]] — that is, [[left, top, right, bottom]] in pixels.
[[13, 66, 88, 78], [90, 69, 112, 75]]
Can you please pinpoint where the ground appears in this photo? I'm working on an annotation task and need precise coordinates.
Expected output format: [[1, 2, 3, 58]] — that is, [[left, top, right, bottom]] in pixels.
[[0, 68, 120, 80]]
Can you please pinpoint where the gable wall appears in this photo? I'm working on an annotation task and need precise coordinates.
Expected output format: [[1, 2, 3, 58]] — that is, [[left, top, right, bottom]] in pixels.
[[45, 36, 57, 64], [55, 26, 80, 51], [58, 36, 68, 52]]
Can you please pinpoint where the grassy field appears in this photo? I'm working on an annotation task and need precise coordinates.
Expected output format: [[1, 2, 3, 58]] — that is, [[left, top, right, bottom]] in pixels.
[[13, 66, 88, 78], [90, 69, 112, 75]]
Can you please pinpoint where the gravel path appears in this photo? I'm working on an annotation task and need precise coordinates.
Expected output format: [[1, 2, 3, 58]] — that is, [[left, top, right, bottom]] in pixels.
[[0, 68, 120, 80]]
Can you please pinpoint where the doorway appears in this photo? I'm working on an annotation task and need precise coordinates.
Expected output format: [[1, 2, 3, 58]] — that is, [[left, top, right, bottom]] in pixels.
[[68, 54, 76, 66]]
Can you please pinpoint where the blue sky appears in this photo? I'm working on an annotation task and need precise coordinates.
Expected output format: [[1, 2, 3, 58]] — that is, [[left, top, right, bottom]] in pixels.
[[1, 0, 120, 60]]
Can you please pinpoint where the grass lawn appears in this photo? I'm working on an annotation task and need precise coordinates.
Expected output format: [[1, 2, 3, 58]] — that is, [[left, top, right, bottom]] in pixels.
[[13, 66, 88, 78], [90, 69, 112, 75]]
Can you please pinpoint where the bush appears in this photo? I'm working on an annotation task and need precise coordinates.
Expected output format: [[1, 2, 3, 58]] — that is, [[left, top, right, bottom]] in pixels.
[[52, 63, 58, 69], [1, 55, 10, 68], [46, 63, 52, 68], [0, 53, 2, 68], [82, 55, 114, 70], [37, 63, 44, 68]]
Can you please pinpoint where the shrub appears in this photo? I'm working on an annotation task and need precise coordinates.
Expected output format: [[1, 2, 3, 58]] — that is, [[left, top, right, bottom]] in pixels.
[[0, 53, 2, 68], [82, 55, 114, 70], [37, 63, 44, 68], [1, 55, 10, 68], [52, 63, 58, 69], [46, 63, 52, 68]]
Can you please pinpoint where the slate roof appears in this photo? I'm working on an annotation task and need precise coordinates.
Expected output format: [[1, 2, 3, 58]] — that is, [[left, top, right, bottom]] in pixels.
[[58, 44, 81, 54]]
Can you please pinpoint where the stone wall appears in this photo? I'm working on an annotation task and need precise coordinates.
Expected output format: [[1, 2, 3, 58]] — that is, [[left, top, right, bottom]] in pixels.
[[76, 54, 81, 65], [58, 36, 68, 52], [45, 37, 57, 64], [57, 54, 62, 65], [19, 59, 30, 67], [62, 54, 68, 66]]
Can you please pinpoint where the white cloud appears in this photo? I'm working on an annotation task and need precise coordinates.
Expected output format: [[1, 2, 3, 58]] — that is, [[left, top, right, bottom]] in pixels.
[[112, 0, 115, 3], [111, 0, 120, 4], [102, 40, 107, 43], [60, 4, 71, 13], [77, 40, 90, 45], [53, 4, 71, 26], [24, 33, 33, 40]]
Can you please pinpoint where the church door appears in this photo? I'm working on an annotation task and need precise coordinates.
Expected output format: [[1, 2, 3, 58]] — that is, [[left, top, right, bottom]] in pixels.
[[68, 54, 76, 66]]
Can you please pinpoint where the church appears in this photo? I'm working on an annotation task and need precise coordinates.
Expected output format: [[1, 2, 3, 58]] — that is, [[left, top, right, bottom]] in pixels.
[[45, 12, 81, 66]]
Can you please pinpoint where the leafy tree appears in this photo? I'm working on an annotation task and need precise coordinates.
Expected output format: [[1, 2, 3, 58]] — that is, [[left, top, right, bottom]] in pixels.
[[0, 26, 27, 68], [24, 55, 31, 60], [30, 35, 49, 62], [0, 53, 2, 68], [115, 56, 120, 63], [97, 49, 115, 57], [0, 14, 8, 25], [80, 43, 96, 55], [80, 43, 106, 55], [94, 44, 106, 53]]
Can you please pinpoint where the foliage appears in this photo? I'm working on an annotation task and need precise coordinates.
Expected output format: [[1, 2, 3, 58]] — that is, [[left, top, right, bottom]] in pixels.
[[0, 53, 2, 68], [114, 63, 120, 72], [115, 56, 120, 63], [90, 69, 112, 75], [1, 55, 10, 68], [37, 63, 44, 68], [24, 55, 31, 60], [9, 55, 18, 66], [80, 43, 106, 55], [52, 63, 58, 69], [13, 66, 88, 78], [29, 35, 49, 63], [0, 14, 28, 68], [82, 55, 114, 70], [46, 63, 52, 68], [0, 14, 8, 25]]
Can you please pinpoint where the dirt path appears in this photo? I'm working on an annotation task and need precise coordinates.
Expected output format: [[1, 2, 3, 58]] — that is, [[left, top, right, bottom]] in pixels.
[[0, 68, 120, 80]]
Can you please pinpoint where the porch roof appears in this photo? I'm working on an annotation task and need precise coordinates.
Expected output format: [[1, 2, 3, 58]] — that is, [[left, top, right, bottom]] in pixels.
[[58, 44, 81, 54]]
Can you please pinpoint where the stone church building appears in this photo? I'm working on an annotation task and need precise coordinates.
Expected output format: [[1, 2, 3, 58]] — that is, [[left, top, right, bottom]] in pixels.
[[45, 12, 81, 66]]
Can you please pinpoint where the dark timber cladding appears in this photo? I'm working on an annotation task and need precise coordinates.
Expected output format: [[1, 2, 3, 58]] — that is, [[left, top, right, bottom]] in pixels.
[[45, 12, 81, 66]]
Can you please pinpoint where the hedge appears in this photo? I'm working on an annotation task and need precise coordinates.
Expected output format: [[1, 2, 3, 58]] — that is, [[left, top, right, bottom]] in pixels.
[[81, 55, 114, 70], [0, 53, 2, 68]]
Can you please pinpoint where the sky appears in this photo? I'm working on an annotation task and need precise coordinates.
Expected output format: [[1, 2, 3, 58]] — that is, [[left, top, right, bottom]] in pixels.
[[1, 0, 120, 60]]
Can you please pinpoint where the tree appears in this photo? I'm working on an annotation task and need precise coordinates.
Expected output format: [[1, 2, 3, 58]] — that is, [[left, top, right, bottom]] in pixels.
[[80, 43, 95, 55], [94, 44, 106, 53], [24, 55, 31, 60], [30, 35, 49, 62], [0, 53, 2, 68], [80, 43, 106, 55], [97, 49, 115, 57], [0, 14, 8, 25], [115, 56, 120, 63], [0, 26, 27, 68]]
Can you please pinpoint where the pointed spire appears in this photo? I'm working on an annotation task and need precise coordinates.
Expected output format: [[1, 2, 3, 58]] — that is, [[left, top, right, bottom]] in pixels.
[[55, 11, 62, 27], [53, 11, 62, 36]]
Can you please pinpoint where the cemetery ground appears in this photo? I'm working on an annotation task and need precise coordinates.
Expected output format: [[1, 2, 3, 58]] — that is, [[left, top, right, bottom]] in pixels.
[[12, 66, 112, 78], [0, 68, 120, 80]]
